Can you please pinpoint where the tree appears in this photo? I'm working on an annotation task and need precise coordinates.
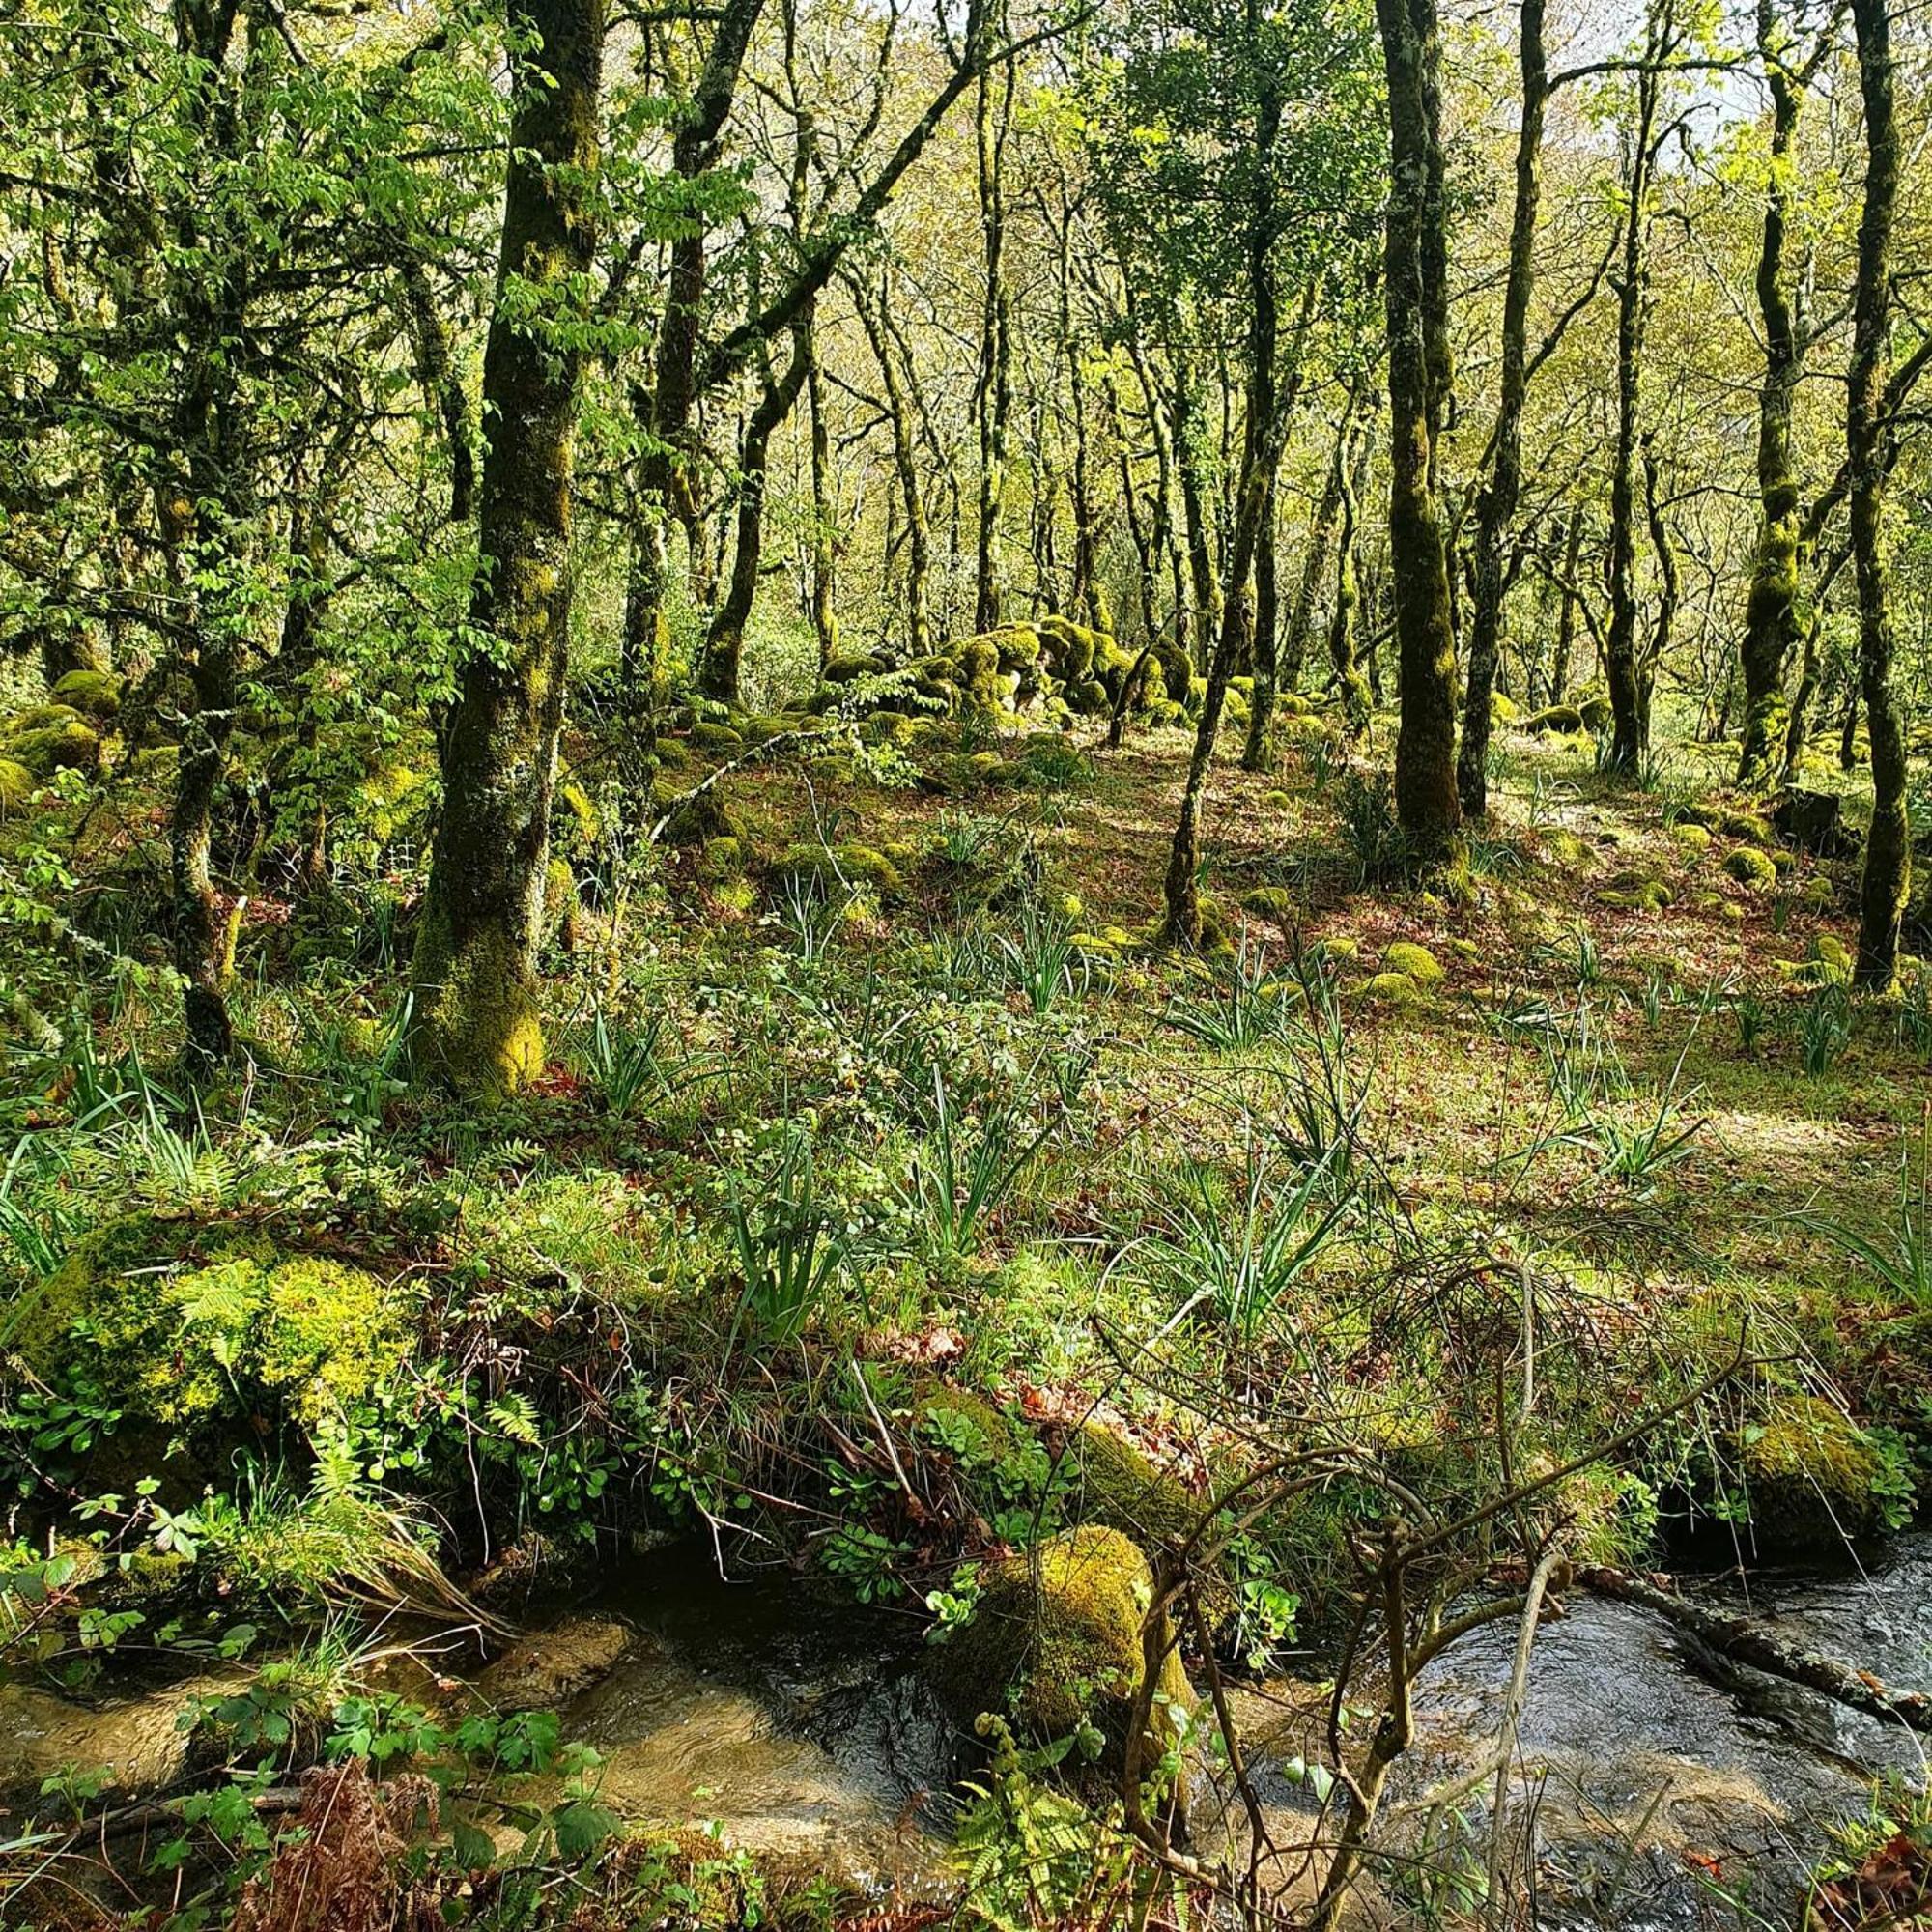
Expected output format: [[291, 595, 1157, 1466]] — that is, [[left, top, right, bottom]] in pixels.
[[1378, 0, 1462, 866], [412, 0, 606, 1094], [1846, 0, 1909, 984]]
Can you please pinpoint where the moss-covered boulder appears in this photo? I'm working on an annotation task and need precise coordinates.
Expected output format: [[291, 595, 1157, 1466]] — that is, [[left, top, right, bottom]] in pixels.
[[1364, 970, 1421, 1007], [1723, 845, 1778, 888], [771, 840, 905, 902], [1521, 704, 1584, 735], [1382, 940, 1444, 986], [1735, 1396, 1892, 1552], [4, 1218, 411, 1477], [51, 670, 124, 720], [1670, 822, 1713, 856], [689, 721, 744, 753], [656, 783, 744, 848], [1577, 696, 1614, 732], [932, 1526, 1194, 1777], [1241, 885, 1296, 923], [0, 755, 35, 814], [1059, 1423, 1204, 1550], [1598, 873, 1673, 912], [4, 707, 100, 777]]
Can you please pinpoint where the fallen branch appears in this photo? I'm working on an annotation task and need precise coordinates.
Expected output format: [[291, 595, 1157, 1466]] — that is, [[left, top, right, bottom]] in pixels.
[[1580, 1566, 1932, 1735]]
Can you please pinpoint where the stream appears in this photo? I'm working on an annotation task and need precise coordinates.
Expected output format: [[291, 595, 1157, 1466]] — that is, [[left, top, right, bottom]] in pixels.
[[4, 1539, 1925, 1923]]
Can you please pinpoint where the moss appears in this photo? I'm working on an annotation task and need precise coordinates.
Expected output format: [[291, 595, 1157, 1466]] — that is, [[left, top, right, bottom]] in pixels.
[[1578, 696, 1614, 732], [1521, 703, 1585, 734], [1670, 822, 1713, 856], [1719, 810, 1775, 844], [414, 923, 547, 1097], [823, 652, 883, 684], [1598, 873, 1673, 912], [542, 856, 578, 944], [700, 836, 745, 881], [933, 1526, 1193, 1776], [1491, 691, 1520, 724], [1382, 940, 1444, 986], [1241, 886, 1295, 923], [1060, 1423, 1203, 1549], [658, 784, 744, 848], [554, 778, 601, 853], [1365, 971, 1421, 1006], [773, 841, 905, 902], [4, 711, 100, 777], [7, 1221, 410, 1454], [0, 756, 34, 813], [1735, 1395, 1889, 1552], [860, 711, 915, 747], [358, 763, 431, 843], [689, 721, 743, 753], [51, 670, 123, 720], [1724, 845, 1778, 888]]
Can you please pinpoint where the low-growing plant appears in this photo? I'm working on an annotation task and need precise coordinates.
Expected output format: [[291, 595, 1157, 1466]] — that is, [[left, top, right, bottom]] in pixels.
[[724, 1130, 853, 1350], [996, 902, 1089, 1017], [1800, 981, 1853, 1076], [1161, 931, 1296, 1051], [899, 1064, 1059, 1262]]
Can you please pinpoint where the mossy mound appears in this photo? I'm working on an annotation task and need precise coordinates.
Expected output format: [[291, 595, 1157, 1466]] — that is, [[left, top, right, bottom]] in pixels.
[[1521, 704, 1584, 735], [1723, 846, 1778, 888], [3, 707, 100, 777], [771, 840, 905, 902], [1735, 1396, 1891, 1552], [1364, 971, 1421, 1006], [932, 1526, 1194, 1776], [1544, 829, 1592, 868], [1382, 940, 1444, 986], [1240, 885, 1296, 923], [1059, 1423, 1203, 1550], [0, 756, 34, 813], [1598, 873, 1673, 912], [50, 670, 124, 720], [1577, 696, 1613, 732], [656, 783, 744, 848], [5, 1217, 412, 1472], [1669, 822, 1713, 856], [689, 721, 744, 753]]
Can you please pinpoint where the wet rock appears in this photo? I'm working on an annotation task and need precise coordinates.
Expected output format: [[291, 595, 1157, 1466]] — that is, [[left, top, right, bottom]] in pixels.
[[0, 1670, 246, 1803], [476, 1615, 634, 1711]]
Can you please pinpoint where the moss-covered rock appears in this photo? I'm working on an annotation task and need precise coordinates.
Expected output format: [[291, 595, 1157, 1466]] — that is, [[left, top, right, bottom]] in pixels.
[[657, 784, 744, 848], [1059, 1423, 1203, 1549], [1577, 696, 1614, 732], [1669, 822, 1713, 856], [1598, 873, 1673, 912], [932, 1526, 1194, 1776], [5, 1220, 412, 1472], [1364, 971, 1421, 1006], [4, 708, 100, 777], [0, 756, 35, 814], [772, 840, 905, 902], [1521, 704, 1584, 735], [699, 836, 745, 882], [1723, 845, 1778, 888], [50, 670, 124, 720], [689, 721, 744, 753], [1382, 940, 1444, 986], [1735, 1396, 1891, 1552], [1241, 885, 1296, 923]]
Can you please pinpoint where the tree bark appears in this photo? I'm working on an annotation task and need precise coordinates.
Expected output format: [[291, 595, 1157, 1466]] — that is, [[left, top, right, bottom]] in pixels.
[[857, 271, 932, 661], [1847, 0, 1909, 985], [1378, 0, 1463, 867], [973, 27, 1014, 634], [412, 0, 603, 1096], [1331, 429, 1370, 735], [1457, 0, 1546, 817], [1735, 0, 1816, 790], [1605, 34, 1662, 771], [699, 341, 808, 702]]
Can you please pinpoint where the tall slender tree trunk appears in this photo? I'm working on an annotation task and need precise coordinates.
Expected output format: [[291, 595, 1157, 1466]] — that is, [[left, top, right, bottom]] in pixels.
[[1736, 0, 1816, 789], [1331, 429, 1370, 735], [1605, 32, 1662, 770], [973, 34, 1014, 633], [1378, 0, 1462, 866], [858, 272, 932, 659], [1240, 473, 1280, 768], [1847, 0, 1908, 985], [413, 0, 603, 1095], [1164, 63, 1281, 944], [803, 324, 838, 667], [1274, 402, 1354, 701], [1457, 0, 1546, 816], [1172, 355, 1222, 675], [701, 342, 808, 701], [1549, 507, 1582, 701]]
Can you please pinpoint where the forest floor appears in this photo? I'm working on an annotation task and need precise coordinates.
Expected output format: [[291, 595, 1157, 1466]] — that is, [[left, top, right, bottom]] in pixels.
[[3, 695, 1930, 1929]]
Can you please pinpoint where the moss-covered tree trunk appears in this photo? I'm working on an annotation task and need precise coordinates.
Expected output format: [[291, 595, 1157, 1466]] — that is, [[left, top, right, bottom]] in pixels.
[[412, 0, 603, 1096], [1378, 0, 1463, 867], [1457, 0, 1546, 818], [1240, 472, 1280, 768], [1736, 0, 1816, 791], [1605, 44, 1662, 771], [972, 35, 1014, 635], [803, 323, 838, 668], [1172, 357, 1223, 677], [1847, 0, 1909, 985], [1548, 506, 1581, 702], [1273, 401, 1353, 702]]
